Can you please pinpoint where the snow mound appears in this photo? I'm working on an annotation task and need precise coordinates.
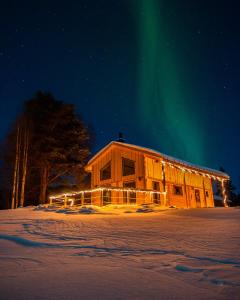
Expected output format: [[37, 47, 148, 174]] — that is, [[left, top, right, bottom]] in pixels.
[[136, 204, 154, 213], [78, 206, 99, 214], [33, 203, 172, 215]]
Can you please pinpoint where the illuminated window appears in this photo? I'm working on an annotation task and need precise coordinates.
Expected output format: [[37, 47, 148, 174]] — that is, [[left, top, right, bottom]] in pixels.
[[173, 185, 183, 196], [122, 158, 135, 176], [100, 162, 111, 181]]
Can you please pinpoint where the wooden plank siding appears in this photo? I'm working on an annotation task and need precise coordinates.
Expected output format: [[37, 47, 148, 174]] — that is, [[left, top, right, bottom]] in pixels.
[[91, 144, 145, 189], [86, 143, 216, 208]]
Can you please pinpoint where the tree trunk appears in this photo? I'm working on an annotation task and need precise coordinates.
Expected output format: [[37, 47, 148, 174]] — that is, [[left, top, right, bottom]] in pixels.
[[11, 126, 20, 209], [15, 125, 22, 208], [20, 126, 29, 207], [39, 166, 48, 204]]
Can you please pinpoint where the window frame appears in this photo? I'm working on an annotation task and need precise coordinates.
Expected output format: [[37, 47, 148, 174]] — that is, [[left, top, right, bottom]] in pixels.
[[173, 185, 183, 196], [122, 157, 135, 176], [100, 161, 111, 181]]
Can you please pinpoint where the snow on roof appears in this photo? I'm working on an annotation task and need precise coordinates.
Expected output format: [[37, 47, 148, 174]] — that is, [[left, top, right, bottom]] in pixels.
[[87, 141, 229, 179]]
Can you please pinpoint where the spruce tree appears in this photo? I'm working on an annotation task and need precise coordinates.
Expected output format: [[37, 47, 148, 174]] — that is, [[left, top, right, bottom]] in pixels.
[[1, 91, 93, 207]]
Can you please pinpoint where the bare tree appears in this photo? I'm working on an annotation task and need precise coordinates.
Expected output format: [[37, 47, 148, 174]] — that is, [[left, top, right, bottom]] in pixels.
[[20, 121, 29, 207]]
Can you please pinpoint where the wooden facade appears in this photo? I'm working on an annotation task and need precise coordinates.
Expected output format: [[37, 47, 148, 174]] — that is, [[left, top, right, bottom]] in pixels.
[[84, 142, 229, 208]]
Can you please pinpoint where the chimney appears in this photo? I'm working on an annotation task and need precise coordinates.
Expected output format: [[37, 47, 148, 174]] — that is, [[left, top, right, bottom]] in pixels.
[[118, 132, 125, 143]]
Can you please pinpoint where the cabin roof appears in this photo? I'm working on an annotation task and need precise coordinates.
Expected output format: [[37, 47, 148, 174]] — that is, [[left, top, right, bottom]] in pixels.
[[86, 141, 229, 179]]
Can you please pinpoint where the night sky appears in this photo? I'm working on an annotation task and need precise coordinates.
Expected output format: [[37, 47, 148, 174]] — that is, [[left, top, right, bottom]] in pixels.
[[1, 0, 239, 188]]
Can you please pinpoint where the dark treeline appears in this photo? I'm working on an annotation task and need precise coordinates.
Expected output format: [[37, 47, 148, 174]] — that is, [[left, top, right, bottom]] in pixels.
[[0, 91, 93, 209], [224, 179, 240, 206]]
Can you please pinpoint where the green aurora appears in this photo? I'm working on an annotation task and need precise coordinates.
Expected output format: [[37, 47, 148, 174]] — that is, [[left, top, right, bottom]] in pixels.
[[134, 0, 205, 165]]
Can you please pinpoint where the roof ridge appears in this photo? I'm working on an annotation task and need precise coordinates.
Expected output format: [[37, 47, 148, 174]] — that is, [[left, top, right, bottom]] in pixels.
[[87, 141, 229, 179]]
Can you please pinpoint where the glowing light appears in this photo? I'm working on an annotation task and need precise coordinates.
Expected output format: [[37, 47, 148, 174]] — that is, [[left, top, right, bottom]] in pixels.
[[50, 187, 167, 200], [221, 179, 228, 207], [162, 160, 229, 181]]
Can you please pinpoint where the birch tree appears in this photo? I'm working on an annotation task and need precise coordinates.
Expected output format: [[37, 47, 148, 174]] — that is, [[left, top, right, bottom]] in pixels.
[[11, 126, 20, 209], [20, 119, 29, 207], [10, 117, 30, 208]]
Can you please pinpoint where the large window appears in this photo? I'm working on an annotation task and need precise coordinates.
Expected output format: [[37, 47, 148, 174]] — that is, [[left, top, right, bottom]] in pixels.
[[100, 162, 111, 181], [173, 185, 183, 196], [122, 158, 135, 176]]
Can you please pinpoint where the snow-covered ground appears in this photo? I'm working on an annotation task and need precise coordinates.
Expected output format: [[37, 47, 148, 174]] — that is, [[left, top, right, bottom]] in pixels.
[[0, 206, 239, 300]]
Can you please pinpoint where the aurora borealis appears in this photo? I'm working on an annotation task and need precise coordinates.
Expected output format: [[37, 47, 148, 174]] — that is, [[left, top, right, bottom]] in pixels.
[[134, 0, 205, 164], [0, 0, 239, 187]]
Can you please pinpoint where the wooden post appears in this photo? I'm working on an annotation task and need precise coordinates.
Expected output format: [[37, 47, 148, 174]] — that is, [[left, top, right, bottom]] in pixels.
[[161, 162, 168, 206], [82, 192, 85, 206], [162, 162, 166, 192], [183, 172, 189, 208], [163, 191, 167, 207], [64, 195, 67, 208], [202, 177, 207, 207]]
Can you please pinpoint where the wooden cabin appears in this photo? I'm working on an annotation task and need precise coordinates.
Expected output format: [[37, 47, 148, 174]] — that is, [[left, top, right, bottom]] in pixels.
[[49, 141, 229, 208], [82, 141, 229, 208]]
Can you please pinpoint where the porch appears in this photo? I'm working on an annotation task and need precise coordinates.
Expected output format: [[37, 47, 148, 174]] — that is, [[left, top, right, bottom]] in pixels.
[[49, 187, 167, 207]]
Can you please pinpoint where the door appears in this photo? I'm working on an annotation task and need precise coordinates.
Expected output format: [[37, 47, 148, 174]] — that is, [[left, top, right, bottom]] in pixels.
[[123, 181, 136, 204], [152, 181, 161, 204], [102, 190, 111, 205], [195, 189, 201, 208]]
